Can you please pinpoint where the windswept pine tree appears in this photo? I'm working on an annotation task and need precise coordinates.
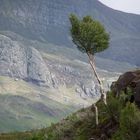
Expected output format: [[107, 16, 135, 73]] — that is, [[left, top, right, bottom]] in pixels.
[[69, 14, 109, 125]]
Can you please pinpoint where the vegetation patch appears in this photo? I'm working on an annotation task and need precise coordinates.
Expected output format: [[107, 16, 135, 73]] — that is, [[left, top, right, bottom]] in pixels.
[[1, 90, 140, 140]]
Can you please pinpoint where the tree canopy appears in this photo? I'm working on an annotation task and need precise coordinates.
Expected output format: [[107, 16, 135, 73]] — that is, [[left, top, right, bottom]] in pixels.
[[69, 14, 109, 55]]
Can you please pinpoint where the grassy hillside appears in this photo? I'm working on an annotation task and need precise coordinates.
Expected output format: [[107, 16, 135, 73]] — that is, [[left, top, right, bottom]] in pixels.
[[0, 76, 78, 133], [0, 33, 137, 133], [0, 94, 75, 133], [1, 91, 140, 140]]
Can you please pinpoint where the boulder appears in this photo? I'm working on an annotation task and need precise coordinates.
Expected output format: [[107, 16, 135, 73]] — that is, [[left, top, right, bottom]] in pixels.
[[111, 70, 140, 106]]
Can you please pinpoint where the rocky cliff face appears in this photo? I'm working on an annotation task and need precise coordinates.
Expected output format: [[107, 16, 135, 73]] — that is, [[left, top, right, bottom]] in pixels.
[[0, 34, 53, 86], [0, 0, 140, 65]]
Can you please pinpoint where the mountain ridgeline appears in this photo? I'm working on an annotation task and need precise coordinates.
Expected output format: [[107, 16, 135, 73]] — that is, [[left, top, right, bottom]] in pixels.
[[0, 0, 140, 65]]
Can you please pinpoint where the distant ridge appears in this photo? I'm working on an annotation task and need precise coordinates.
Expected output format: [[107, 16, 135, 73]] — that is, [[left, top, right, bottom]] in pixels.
[[0, 0, 140, 65]]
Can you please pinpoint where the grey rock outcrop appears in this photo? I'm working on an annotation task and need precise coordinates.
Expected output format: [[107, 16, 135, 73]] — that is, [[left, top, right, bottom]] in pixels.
[[0, 34, 52, 86], [78, 82, 100, 99]]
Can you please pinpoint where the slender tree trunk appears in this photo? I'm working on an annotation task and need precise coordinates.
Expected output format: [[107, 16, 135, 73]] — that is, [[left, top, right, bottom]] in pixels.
[[93, 104, 98, 126], [86, 52, 107, 126], [87, 52, 107, 105]]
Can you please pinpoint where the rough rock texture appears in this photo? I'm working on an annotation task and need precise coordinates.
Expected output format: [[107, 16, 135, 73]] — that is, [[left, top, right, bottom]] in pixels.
[[0, 34, 52, 86], [111, 70, 140, 106], [46, 58, 103, 99], [77, 82, 100, 99]]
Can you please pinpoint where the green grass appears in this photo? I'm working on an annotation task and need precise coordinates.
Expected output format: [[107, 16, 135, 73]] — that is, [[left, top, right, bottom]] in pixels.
[[0, 93, 76, 133], [0, 91, 139, 140]]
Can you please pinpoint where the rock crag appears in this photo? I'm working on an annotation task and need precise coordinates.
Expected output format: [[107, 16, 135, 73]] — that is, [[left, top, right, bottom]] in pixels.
[[0, 34, 52, 86], [111, 70, 140, 106]]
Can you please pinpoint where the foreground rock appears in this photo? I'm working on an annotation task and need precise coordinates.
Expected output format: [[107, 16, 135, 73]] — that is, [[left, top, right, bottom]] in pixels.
[[111, 70, 140, 106]]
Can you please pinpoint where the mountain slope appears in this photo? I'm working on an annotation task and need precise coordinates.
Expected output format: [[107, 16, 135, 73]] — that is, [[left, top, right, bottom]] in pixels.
[[0, 0, 139, 133], [0, 39, 121, 132], [0, 75, 79, 132], [0, 30, 124, 132], [1, 88, 140, 140], [0, 0, 140, 65]]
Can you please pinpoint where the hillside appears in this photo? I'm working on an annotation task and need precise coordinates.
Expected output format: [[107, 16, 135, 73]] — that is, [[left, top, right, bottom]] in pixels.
[[1, 92, 140, 140], [0, 76, 79, 132], [0, 35, 121, 132], [0, 0, 140, 65], [0, 70, 140, 140], [0, 0, 139, 133]]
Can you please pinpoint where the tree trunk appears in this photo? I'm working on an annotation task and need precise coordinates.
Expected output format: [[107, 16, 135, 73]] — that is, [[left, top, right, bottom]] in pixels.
[[93, 104, 99, 126], [87, 52, 107, 105], [86, 53, 107, 126]]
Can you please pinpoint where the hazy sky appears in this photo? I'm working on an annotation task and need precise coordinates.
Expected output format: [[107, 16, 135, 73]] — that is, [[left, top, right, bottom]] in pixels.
[[98, 0, 140, 15]]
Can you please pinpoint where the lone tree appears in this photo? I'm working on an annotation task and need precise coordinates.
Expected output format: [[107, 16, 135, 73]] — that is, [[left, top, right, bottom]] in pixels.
[[69, 14, 109, 125]]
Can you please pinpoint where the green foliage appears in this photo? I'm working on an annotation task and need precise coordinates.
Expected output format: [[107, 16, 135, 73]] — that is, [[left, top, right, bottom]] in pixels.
[[112, 103, 140, 140], [31, 131, 45, 140], [106, 94, 124, 121], [69, 14, 109, 55], [119, 87, 133, 101], [1, 90, 140, 140], [97, 92, 125, 125]]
